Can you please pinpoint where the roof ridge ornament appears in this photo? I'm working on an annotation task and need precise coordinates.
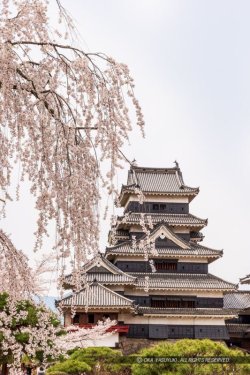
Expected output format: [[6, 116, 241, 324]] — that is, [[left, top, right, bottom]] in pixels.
[[174, 160, 180, 169]]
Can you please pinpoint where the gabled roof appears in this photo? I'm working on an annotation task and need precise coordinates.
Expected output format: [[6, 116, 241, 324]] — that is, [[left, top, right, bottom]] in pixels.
[[224, 292, 250, 310], [127, 166, 199, 194], [105, 241, 223, 261], [140, 223, 191, 249], [81, 253, 125, 274], [129, 273, 237, 291], [119, 165, 199, 205], [115, 213, 207, 229], [118, 165, 199, 205], [60, 281, 134, 308], [105, 223, 222, 262], [63, 253, 136, 288]]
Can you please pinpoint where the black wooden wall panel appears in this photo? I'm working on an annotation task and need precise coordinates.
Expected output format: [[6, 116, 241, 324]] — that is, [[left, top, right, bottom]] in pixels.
[[124, 295, 223, 308], [128, 324, 149, 338], [168, 325, 194, 339], [194, 325, 229, 340], [127, 324, 229, 340], [115, 261, 208, 274], [149, 325, 168, 339], [125, 202, 189, 214]]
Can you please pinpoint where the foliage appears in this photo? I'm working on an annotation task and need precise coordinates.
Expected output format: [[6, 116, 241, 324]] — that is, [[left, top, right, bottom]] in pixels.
[[48, 347, 129, 375], [0, 230, 34, 299], [0, 229, 66, 300], [47, 359, 91, 375], [0, 293, 63, 369], [131, 339, 250, 375]]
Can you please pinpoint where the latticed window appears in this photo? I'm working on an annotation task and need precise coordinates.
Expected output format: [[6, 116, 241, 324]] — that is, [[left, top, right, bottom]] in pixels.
[[155, 261, 177, 271], [151, 299, 196, 308], [151, 300, 166, 308]]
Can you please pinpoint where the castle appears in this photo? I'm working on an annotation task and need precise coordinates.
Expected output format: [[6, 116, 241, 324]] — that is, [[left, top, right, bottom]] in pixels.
[[58, 164, 237, 347]]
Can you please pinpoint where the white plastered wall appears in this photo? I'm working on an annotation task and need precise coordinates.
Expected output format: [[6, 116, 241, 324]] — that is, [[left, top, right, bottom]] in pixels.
[[118, 314, 226, 326]]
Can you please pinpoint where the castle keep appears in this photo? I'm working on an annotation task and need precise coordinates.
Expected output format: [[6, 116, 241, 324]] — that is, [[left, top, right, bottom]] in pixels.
[[59, 164, 237, 345]]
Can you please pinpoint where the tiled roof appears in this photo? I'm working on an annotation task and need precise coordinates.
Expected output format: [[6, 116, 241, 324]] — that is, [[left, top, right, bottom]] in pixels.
[[128, 273, 237, 291], [64, 253, 136, 287], [60, 281, 134, 308], [240, 274, 250, 284], [125, 166, 199, 194], [137, 306, 236, 317], [226, 324, 250, 334], [64, 272, 136, 287], [113, 230, 130, 238], [116, 213, 207, 228], [105, 242, 222, 259], [81, 253, 126, 274], [224, 292, 250, 310]]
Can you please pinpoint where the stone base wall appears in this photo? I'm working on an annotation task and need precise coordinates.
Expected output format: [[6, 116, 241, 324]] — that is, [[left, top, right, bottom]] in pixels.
[[119, 336, 227, 355], [119, 336, 164, 355]]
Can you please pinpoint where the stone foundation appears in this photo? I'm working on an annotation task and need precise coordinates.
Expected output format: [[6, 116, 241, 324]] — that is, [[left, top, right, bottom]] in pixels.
[[119, 336, 167, 355]]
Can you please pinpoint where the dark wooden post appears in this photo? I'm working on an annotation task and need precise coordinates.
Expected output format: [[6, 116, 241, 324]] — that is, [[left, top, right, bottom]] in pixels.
[[2, 363, 8, 375]]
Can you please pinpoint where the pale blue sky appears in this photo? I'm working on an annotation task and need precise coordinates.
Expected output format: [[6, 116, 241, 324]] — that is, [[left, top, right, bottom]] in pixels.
[[2, 0, 250, 294]]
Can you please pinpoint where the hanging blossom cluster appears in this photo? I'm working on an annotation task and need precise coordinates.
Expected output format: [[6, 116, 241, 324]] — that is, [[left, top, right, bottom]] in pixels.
[[0, 230, 58, 298], [110, 184, 158, 274], [0, 0, 144, 277], [0, 230, 35, 299]]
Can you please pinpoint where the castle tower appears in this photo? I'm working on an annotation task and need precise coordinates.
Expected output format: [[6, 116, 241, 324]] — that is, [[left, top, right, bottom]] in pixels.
[[59, 164, 237, 344]]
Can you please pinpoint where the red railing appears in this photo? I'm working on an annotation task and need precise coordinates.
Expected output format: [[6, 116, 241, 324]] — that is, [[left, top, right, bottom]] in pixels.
[[77, 324, 129, 333]]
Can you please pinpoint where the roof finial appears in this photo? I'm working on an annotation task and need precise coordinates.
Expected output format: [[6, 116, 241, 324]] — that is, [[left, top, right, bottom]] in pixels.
[[174, 160, 179, 169], [131, 159, 137, 167]]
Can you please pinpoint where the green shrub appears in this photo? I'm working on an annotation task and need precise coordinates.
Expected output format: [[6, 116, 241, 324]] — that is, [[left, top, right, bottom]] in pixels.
[[48, 347, 128, 375], [47, 359, 91, 374], [131, 339, 250, 375]]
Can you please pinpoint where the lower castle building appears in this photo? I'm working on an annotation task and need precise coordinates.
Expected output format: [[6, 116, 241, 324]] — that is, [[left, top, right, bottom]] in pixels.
[[224, 276, 250, 351], [58, 164, 237, 346]]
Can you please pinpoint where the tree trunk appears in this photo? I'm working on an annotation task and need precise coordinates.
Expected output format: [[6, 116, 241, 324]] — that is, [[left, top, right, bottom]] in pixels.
[[2, 363, 8, 375]]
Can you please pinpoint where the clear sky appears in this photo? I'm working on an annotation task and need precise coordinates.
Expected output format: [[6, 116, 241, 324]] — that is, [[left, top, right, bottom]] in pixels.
[[1, 0, 250, 295]]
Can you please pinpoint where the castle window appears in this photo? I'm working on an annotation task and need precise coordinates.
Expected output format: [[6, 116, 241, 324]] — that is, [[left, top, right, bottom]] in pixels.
[[151, 299, 166, 308], [73, 313, 80, 324], [155, 261, 177, 271], [88, 313, 94, 323], [160, 204, 166, 211], [152, 204, 159, 211]]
